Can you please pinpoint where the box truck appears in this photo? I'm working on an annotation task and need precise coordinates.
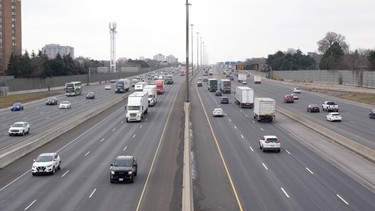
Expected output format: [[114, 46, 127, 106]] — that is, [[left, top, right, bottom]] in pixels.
[[143, 85, 157, 106], [125, 91, 149, 122], [134, 82, 148, 92], [254, 75, 261, 84], [238, 73, 247, 83], [235, 86, 254, 108], [208, 78, 218, 92], [254, 98, 276, 122], [220, 79, 231, 94], [155, 80, 164, 94]]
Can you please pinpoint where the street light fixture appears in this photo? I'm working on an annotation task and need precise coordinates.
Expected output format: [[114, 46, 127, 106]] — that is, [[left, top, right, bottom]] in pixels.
[[191, 24, 194, 76]]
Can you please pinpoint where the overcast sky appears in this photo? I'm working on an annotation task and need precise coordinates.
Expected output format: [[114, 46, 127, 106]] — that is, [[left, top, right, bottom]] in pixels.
[[22, 0, 375, 63]]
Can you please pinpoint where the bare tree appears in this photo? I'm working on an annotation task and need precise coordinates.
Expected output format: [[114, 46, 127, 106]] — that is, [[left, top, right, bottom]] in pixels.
[[317, 32, 349, 54]]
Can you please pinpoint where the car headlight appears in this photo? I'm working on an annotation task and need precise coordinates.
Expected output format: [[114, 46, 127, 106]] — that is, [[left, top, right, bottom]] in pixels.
[[128, 171, 133, 175], [111, 171, 115, 175], [47, 164, 52, 168]]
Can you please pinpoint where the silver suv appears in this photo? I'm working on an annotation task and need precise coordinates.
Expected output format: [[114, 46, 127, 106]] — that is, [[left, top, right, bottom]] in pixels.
[[259, 135, 281, 152], [32, 153, 61, 175], [9, 122, 30, 136]]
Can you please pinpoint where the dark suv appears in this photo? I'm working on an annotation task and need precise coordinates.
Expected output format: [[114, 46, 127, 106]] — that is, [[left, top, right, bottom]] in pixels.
[[110, 156, 137, 183]]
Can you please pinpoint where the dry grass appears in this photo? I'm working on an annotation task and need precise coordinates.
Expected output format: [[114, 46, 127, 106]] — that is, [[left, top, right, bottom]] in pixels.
[[0, 90, 65, 109], [308, 88, 375, 106]]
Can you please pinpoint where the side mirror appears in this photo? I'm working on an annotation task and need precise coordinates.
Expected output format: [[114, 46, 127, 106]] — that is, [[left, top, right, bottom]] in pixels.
[[33, 159, 36, 162], [110, 163, 113, 166], [124, 106, 127, 110]]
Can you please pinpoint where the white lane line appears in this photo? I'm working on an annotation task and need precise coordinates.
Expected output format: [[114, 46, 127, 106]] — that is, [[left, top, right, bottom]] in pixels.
[[337, 194, 349, 205], [281, 188, 290, 198], [249, 146, 254, 152], [133, 134, 136, 138], [245, 115, 248, 117], [140, 125, 143, 128], [229, 119, 232, 122], [240, 134, 244, 139], [100, 138, 105, 143], [121, 120, 124, 123], [112, 128, 116, 132], [84, 151, 90, 157], [24, 199, 37, 210], [260, 128, 264, 131], [262, 163, 268, 170], [89, 189, 97, 198], [305, 167, 314, 175], [234, 125, 237, 129], [46, 117, 50, 120], [252, 120, 255, 123], [123, 146, 127, 151], [145, 118, 148, 121], [285, 150, 291, 154], [61, 170, 70, 178]]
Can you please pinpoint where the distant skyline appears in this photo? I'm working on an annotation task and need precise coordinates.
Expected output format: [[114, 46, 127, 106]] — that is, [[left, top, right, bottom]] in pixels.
[[22, 0, 375, 63]]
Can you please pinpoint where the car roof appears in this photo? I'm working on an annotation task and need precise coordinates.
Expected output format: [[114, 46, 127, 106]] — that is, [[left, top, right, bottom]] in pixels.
[[13, 121, 28, 124], [38, 152, 56, 157], [264, 135, 277, 139], [329, 112, 340, 114], [115, 155, 134, 160]]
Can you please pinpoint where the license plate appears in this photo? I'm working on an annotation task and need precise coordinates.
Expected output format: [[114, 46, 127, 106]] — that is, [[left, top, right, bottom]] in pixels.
[[119, 178, 124, 181]]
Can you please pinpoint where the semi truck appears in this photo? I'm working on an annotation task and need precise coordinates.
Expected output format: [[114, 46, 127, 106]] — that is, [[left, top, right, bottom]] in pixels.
[[235, 86, 254, 108], [165, 75, 174, 84], [115, 79, 130, 93], [155, 80, 164, 94], [254, 98, 276, 122], [220, 79, 231, 94], [238, 73, 247, 83], [208, 78, 218, 92], [254, 75, 261, 84], [134, 82, 148, 92], [143, 85, 157, 106], [125, 91, 149, 122]]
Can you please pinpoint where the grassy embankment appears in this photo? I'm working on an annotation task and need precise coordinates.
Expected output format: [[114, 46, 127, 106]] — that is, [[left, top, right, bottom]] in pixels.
[[0, 90, 64, 109]]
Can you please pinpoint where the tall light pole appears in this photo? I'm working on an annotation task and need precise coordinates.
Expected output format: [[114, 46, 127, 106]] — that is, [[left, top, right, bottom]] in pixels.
[[191, 24, 194, 76], [185, 0, 191, 102], [109, 22, 117, 73], [196, 32, 199, 71]]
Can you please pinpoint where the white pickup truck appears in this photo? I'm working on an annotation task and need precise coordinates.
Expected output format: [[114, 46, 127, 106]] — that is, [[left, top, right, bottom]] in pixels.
[[322, 101, 339, 112]]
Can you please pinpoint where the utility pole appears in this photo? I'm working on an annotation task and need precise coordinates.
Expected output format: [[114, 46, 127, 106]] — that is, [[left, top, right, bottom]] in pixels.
[[109, 22, 117, 75], [191, 24, 194, 76], [185, 0, 191, 102]]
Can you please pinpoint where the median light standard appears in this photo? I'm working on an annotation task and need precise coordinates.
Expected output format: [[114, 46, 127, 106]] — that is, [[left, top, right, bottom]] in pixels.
[[185, 0, 191, 102], [196, 32, 199, 71], [191, 24, 194, 76]]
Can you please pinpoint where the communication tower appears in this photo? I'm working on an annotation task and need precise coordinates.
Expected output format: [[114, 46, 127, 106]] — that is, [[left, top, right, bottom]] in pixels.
[[109, 22, 117, 72]]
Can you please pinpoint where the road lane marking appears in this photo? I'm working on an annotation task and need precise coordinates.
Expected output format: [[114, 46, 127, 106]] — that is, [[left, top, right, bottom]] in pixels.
[[100, 138, 105, 142], [84, 151, 90, 157], [285, 150, 291, 154], [136, 81, 183, 211], [234, 125, 237, 129], [89, 189, 96, 198], [260, 128, 264, 131], [229, 118, 232, 122], [112, 128, 116, 132], [281, 188, 290, 198], [249, 146, 254, 151], [240, 134, 244, 139], [123, 146, 127, 151], [140, 125, 143, 128], [61, 170, 70, 178], [252, 120, 255, 123], [133, 134, 136, 138], [262, 163, 268, 170], [24, 199, 37, 210], [245, 115, 248, 117], [337, 194, 349, 205], [305, 167, 314, 174], [121, 120, 124, 123]]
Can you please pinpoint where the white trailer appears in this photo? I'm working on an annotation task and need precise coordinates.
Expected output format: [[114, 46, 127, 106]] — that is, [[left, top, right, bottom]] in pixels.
[[125, 91, 149, 122], [134, 82, 148, 92], [143, 85, 157, 106], [254, 75, 261, 84], [254, 98, 276, 122], [238, 73, 247, 83], [235, 86, 254, 108]]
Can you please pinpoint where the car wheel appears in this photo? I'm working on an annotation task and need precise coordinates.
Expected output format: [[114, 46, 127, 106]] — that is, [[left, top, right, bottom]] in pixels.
[[110, 179, 114, 183], [262, 147, 266, 152], [131, 178, 134, 183], [32, 172, 36, 176], [9, 134, 12, 136], [259, 143, 262, 149], [27, 129, 30, 134], [57, 162, 61, 170], [277, 149, 281, 153], [134, 167, 137, 176], [52, 167, 56, 175], [22, 131, 25, 136]]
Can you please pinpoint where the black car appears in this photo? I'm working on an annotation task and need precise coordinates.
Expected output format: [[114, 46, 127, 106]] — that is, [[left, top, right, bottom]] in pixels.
[[220, 97, 229, 104], [45, 97, 58, 105], [110, 156, 137, 183], [369, 109, 375, 119], [307, 104, 320, 112], [86, 92, 95, 99], [197, 80, 202, 87]]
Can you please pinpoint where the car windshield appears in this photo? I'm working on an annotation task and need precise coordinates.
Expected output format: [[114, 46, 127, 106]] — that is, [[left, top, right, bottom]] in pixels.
[[36, 155, 54, 162], [332, 113, 340, 116], [48, 98, 55, 101], [12, 123, 24, 127], [114, 159, 132, 167], [13, 103, 21, 106], [310, 104, 318, 107], [214, 108, 222, 112], [128, 106, 140, 110], [267, 138, 278, 142], [61, 101, 69, 104]]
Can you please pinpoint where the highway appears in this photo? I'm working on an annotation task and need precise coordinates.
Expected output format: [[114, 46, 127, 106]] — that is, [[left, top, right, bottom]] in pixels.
[[0, 69, 185, 210], [191, 68, 375, 210]]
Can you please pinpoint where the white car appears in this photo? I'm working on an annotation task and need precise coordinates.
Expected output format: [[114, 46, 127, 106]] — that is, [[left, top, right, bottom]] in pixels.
[[326, 112, 342, 122], [259, 135, 281, 152], [213, 108, 224, 117], [291, 93, 299, 100], [59, 101, 71, 109], [293, 88, 301, 93], [9, 122, 30, 136], [32, 152, 61, 175], [105, 85, 111, 90]]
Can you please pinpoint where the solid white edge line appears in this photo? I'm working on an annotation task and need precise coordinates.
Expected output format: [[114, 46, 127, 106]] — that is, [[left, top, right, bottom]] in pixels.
[[24, 199, 37, 210], [262, 163, 268, 170], [336, 194, 349, 205], [281, 187, 290, 198], [61, 170, 70, 178], [305, 167, 314, 174], [89, 188, 96, 198], [0, 170, 30, 192]]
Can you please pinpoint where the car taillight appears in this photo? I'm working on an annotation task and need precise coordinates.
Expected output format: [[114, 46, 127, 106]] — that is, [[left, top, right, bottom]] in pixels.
[[265, 140, 269, 143], [275, 139, 280, 143]]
